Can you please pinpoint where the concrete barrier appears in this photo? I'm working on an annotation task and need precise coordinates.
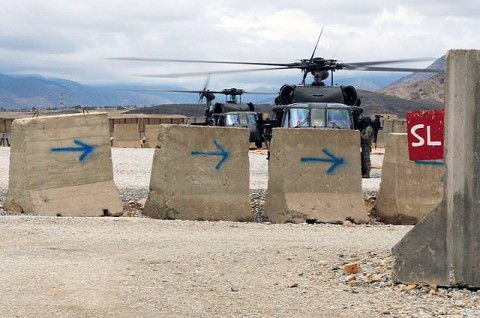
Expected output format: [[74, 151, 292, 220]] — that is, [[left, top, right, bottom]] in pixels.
[[264, 128, 368, 224], [393, 50, 480, 287], [383, 119, 407, 146], [4, 113, 123, 217], [144, 125, 162, 148], [375, 130, 385, 149], [374, 133, 443, 224], [144, 125, 252, 221], [113, 123, 141, 148]]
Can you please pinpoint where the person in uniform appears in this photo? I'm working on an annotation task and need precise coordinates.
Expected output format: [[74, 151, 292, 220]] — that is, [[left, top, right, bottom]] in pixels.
[[360, 117, 374, 178]]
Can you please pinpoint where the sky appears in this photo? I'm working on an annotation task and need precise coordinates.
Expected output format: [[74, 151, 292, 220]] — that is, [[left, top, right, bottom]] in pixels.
[[0, 0, 478, 91]]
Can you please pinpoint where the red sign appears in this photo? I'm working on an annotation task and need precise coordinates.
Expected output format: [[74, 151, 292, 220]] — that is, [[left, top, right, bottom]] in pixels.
[[406, 109, 444, 161]]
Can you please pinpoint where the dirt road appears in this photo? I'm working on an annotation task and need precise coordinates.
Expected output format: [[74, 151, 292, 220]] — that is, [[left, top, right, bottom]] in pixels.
[[1, 148, 479, 317], [0, 217, 417, 317]]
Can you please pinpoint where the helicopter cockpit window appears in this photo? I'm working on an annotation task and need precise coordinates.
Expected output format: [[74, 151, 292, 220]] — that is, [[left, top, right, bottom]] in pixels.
[[286, 108, 309, 128], [326, 109, 352, 129], [225, 113, 251, 127], [225, 113, 241, 126], [311, 108, 326, 128]]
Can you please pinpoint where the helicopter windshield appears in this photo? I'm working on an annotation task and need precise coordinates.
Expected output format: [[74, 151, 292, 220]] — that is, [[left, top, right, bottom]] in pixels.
[[224, 112, 257, 130], [283, 106, 352, 129], [327, 109, 352, 129], [286, 108, 310, 128]]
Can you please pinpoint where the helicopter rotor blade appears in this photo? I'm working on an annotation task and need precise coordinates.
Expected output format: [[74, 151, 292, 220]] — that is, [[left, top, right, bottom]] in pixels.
[[122, 88, 225, 94], [199, 75, 211, 103], [119, 87, 278, 95], [110, 57, 292, 67], [202, 74, 211, 91], [342, 65, 443, 73], [138, 66, 292, 78], [343, 58, 437, 67]]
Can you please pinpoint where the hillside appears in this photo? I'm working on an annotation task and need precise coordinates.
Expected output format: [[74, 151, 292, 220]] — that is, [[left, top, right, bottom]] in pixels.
[[376, 73, 444, 103], [357, 90, 442, 116], [0, 74, 186, 109], [126, 92, 442, 119], [377, 56, 445, 103]]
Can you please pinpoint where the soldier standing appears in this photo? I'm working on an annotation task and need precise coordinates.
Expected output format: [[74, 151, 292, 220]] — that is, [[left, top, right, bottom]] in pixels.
[[360, 117, 374, 178]]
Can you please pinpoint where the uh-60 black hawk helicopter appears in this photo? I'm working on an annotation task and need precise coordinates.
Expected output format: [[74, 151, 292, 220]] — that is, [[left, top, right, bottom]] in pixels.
[[111, 33, 442, 174], [126, 78, 275, 148]]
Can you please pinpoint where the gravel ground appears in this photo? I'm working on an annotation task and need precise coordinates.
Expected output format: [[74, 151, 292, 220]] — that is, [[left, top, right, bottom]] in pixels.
[[1, 146, 479, 317]]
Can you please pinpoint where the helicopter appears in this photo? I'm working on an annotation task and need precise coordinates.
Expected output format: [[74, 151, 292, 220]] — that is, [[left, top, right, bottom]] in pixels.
[[110, 32, 442, 131], [132, 81, 276, 148], [110, 32, 443, 174]]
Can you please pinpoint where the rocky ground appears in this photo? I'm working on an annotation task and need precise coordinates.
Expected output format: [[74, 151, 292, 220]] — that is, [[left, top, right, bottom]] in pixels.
[[0, 147, 479, 317]]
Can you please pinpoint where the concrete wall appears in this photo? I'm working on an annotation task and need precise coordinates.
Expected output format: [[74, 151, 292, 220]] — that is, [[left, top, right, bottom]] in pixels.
[[113, 123, 142, 148], [144, 125, 162, 148], [108, 115, 188, 136], [264, 128, 368, 224], [383, 118, 407, 147], [4, 113, 123, 216], [393, 50, 480, 287], [0, 118, 14, 134], [383, 118, 406, 134], [144, 125, 252, 221], [375, 133, 444, 224], [375, 130, 385, 149]]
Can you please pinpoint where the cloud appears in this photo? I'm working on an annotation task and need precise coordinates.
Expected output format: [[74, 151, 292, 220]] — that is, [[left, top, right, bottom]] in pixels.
[[0, 0, 478, 88]]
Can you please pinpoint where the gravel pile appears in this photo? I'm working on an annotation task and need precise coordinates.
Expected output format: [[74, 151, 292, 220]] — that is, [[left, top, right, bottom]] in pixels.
[[250, 189, 268, 222]]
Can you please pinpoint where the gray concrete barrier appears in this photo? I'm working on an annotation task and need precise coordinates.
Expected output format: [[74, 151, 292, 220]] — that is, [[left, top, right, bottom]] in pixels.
[[113, 123, 141, 148], [393, 50, 480, 287], [383, 119, 407, 146], [264, 128, 368, 224], [144, 125, 252, 221], [4, 113, 123, 216], [375, 130, 385, 149], [374, 133, 443, 224], [144, 125, 162, 148]]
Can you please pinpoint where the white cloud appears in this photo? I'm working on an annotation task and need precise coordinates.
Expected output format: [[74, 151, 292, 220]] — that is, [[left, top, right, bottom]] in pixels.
[[0, 0, 478, 88]]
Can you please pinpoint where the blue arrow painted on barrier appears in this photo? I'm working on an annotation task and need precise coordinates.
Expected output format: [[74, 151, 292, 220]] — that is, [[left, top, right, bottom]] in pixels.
[[300, 148, 345, 175], [51, 139, 94, 162], [414, 160, 444, 166], [191, 139, 229, 171]]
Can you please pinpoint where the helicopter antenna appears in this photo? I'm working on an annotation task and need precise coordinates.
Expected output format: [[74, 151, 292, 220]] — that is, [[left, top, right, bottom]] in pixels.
[[301, 26, 324, 85], [331, 43, 343, 59]]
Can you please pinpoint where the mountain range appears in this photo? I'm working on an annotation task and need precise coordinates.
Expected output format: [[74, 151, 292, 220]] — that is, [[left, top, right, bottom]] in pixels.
[[0, 57, 445, 115]]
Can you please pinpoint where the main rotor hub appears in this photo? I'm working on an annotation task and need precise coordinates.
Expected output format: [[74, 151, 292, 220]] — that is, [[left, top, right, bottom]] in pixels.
[[222, 88, 245, 96], [298, 58, 341, 73]]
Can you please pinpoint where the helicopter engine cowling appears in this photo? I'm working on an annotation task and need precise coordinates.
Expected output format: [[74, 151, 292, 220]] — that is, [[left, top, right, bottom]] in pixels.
[[275, 84, 360, 106], [275, 84, 296, 105], [341, 85, 359, 106]]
